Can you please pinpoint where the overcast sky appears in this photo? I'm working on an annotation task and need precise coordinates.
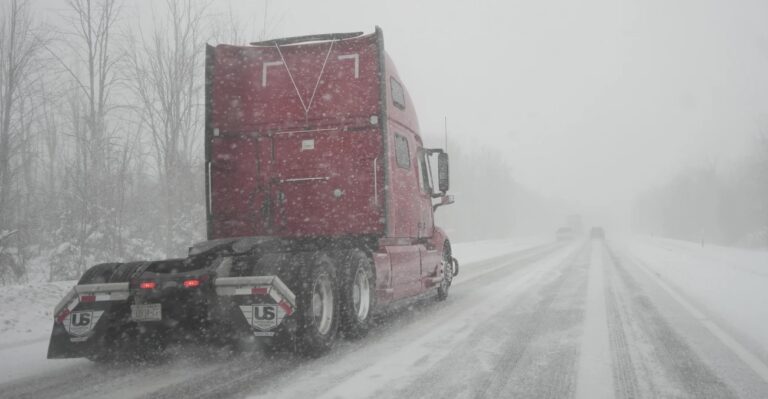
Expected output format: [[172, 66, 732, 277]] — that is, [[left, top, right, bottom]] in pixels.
[[37, 0, 768, 221], [269, 0, 768, 205]]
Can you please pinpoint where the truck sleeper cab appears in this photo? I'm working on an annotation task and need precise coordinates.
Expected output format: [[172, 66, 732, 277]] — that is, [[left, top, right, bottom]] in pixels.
[[47, 27, 457, 359]]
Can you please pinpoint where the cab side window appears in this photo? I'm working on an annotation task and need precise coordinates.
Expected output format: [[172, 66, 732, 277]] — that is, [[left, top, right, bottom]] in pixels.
[[416, 149, 432, 194], [395, 134, 410, 169], [391, 77, 406, 110]]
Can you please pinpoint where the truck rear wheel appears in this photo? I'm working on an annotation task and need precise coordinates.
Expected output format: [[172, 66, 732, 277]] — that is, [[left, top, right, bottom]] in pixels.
[[340, 251, 375, 339], [295, 256, 339, 356], [437, 243, 453, 301]]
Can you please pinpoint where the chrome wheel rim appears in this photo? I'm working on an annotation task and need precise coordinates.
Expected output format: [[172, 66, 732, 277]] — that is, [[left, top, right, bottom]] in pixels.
[[312, 273, 334, 335], [352, 268, 371, 321]]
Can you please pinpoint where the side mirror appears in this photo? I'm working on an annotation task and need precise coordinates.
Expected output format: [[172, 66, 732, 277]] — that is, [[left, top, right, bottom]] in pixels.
[[433, 194, 455, 211], [438, 152, 449, 193]]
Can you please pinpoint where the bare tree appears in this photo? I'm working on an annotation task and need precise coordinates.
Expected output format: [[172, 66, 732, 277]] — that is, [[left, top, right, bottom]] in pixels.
[[0, 0, 43, 230], [210, 0, 280, 45], [127, 0, 207, 255], [0, 0, 44, 281], [49, 0, 124, 274]]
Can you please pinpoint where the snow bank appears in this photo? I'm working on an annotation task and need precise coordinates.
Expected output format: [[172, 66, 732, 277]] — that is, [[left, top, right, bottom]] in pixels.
[[628, 236, 768, 358], [0, 280, 75, 349]]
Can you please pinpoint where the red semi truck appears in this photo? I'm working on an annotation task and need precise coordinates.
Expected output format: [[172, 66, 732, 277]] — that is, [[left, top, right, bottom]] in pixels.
[[47, 27, 457, 359]]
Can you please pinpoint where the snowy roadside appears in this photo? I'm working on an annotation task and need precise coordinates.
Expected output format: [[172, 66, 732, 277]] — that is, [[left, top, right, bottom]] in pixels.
[[0, 280, 76, 349], [625, 236, 768, 360], [0, 280, 82, 385]]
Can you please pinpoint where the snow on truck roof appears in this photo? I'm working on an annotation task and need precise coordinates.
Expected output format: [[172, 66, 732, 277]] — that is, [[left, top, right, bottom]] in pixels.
[[249, 31, 365, 47]]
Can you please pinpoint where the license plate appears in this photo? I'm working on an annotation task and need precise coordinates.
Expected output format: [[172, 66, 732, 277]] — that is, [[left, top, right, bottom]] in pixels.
[[131, 303, 162, 321]]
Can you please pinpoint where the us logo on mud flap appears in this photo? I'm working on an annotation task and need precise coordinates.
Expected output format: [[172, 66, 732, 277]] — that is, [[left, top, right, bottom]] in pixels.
[[239, 305, 286, 331], [63, 311, 104, 337]]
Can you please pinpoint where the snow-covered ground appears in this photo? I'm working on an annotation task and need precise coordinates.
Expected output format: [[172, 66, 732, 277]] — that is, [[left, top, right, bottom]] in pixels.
[[0, 280, 81, 384], [1, 236, 768, 398], [623, 237, 768, 371], [0, 280, 75, 348]]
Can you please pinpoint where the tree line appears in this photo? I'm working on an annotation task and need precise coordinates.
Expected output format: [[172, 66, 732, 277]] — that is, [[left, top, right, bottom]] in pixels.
[[0, 0, 266, 283], [0, 0, 556, 284], [632, 135, 768, 247], [436, 143, 566, 242]]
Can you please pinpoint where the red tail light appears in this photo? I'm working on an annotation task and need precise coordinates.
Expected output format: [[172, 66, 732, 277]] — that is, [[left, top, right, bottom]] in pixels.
[[139, 281, 157, 290], [55, 308, 71, 323], [80, 295, 96, 303], [183, 279, 201, 288]]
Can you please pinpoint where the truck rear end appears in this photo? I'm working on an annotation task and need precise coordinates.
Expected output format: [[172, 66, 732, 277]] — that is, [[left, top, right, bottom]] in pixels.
[[47, 28, 457, 360], [207, 30, 386, 239]]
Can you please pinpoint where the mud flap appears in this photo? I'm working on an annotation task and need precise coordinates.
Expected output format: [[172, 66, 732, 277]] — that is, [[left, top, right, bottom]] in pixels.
[[214, 276, 297, 337], [47, 282, 130, 359]]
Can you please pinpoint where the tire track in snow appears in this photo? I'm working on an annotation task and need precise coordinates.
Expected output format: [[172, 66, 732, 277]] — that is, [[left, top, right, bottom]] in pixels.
[[602, 244, 641, 399], [630, 252, 768, 385], [606, 244, 738, 399], [241, 243, 579, 399], [376, 242, 589, 399], [144, 242, 568, 399], [475, 242, 588, 399]]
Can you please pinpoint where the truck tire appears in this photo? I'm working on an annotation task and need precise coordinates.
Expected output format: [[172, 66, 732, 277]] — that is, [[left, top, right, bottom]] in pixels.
[[78, 263, 122, 284], [339, 251, 375, 339], [437, 243, 453, 301], [295, 255, 339, 356]]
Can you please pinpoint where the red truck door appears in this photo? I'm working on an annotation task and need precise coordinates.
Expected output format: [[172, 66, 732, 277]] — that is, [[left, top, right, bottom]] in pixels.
[[415, 148, 441, 281], [389, 132, 421, 238], [386, 130, 423, 297], [416, 148, 434, 239]]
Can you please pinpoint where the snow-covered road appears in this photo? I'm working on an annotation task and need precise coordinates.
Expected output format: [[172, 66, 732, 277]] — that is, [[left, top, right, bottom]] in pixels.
[[1, 237, 768, 398]]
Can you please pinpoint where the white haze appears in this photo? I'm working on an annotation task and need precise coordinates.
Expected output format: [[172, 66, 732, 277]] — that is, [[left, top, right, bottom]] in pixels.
[[275, 0, 768, 232], [31, 0, 768, 239]]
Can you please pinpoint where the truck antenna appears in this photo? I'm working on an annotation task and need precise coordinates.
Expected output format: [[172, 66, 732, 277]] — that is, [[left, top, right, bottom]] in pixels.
[[444, 116, 448, 152], [262, 0, 269, 40]]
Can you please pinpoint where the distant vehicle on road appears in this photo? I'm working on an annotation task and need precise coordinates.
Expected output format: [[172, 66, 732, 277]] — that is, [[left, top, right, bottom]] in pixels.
[[556, 227, 576, 241], [590, 227, 605, 239]]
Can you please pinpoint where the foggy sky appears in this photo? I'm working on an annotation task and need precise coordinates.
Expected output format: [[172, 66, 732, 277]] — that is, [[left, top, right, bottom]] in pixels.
[[36, 0, 768, 222], [272, 0, 768, 208]]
